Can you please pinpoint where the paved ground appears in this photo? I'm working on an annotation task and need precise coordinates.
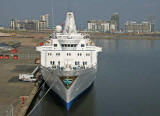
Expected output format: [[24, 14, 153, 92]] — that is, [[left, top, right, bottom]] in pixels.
[[0, 46, 39, 116], [0, 31, 49, 115]]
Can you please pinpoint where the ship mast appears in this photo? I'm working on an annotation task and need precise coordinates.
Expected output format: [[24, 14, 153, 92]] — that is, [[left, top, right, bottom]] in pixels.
[[63, 12, 77, 35], [51, 0, 55, 29]]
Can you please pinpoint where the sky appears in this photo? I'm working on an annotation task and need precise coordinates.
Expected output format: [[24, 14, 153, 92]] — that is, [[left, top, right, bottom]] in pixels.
[[0, 0, 160, 30]]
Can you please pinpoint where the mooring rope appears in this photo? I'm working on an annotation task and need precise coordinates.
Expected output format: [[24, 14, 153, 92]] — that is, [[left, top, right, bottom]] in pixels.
[[27, 68, 55, 116], [36, 68, 51, 91], [29, 68, 51, 101], [27, 78, 56, 116]]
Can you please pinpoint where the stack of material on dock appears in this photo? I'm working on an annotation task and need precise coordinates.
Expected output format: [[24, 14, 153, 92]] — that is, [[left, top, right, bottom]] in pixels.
[[0, 33, 10, 37]]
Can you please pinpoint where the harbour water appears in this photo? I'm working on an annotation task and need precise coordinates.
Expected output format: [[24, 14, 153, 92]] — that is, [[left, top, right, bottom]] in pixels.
[[30, 39, 160, 116]]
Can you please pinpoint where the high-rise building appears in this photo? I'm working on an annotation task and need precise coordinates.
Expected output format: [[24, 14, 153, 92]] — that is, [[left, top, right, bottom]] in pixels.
[[16, 20, 25, 30], [40, 14, 49, 29], [38, 21, 47, 30], [10, 19, 16, 30], [24, 20, 36, 30], [87, 13, 120, 32], [124, 21, 155, 33], [87, 20, 110, 32], [110, 23, 117, 32], [9, 13, 50, 31], [110, 13, 120, 31]]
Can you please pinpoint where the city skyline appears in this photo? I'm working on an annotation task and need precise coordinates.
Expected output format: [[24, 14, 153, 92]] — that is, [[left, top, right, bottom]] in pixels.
[[0, 0, 160, 30], [10, 14, 50, 31]]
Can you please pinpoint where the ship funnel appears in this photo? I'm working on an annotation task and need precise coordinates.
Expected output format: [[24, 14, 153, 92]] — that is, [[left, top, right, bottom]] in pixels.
[[63, 12, 77, 34]]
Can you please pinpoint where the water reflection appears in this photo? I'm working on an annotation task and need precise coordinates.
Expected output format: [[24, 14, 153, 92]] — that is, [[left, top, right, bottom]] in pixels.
[[94, 39, 119, 53], [94, 39, 155, 53]]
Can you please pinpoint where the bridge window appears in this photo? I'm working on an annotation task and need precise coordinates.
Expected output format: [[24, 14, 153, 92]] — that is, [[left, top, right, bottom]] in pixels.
[[48, 53, 52, 56], [54, 44, 57, 47], [61, 44, 77, 47], [67, 53, 71, 56], [86, 53, 90, 56], [78, 53, 82, 56], [81, 44, 85, 47], [50, 61, 55, 65], [58, 61, 60, 65], [75, 61, 80, 65], [56, 53, 60, 56], [83, 61, 87, 65]]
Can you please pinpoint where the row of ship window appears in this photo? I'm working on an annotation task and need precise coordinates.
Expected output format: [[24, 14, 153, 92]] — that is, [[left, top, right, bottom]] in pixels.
[[50, 61, 87, 65], [48, 53, 90, 56], [53, 44, 85, 47]]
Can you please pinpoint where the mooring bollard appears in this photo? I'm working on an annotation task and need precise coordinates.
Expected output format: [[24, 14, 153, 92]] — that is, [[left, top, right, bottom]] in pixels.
[[23, 96, 24, 104]]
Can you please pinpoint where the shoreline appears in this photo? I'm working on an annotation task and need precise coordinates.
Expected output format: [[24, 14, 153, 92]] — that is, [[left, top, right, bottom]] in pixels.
[[91, 36, 160, 40], [1, 30, 160, 40], [90, 33, 160, 40]]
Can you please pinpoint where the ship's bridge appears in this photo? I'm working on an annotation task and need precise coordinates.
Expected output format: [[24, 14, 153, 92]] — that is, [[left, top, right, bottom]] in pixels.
[[36, 38, 101, 52]]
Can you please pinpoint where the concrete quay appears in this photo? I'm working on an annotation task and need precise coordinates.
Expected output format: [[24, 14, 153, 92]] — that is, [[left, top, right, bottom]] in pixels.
[[0, 31, 49, 116], [0, 46, 39, 116]]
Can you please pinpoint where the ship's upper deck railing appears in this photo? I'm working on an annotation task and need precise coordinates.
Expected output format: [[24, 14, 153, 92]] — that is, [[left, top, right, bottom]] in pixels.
[[51, 32, 90, 40], [37, 42, 100, 52], [51, 64, 96, 71]]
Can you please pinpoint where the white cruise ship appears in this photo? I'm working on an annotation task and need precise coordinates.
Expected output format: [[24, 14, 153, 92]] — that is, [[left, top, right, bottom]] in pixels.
[[36, 12, 102, 110]]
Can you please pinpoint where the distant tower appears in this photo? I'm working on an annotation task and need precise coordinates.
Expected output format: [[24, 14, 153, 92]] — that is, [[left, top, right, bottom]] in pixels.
[[110, 13, 120, 31], [10, 19, 16, 30], [41, 14, 50, 29], [148, 16, 156, 32]]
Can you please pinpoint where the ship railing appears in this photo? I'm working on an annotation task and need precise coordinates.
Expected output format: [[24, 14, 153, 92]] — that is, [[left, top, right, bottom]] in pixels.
[[51, 65, 93, 71]]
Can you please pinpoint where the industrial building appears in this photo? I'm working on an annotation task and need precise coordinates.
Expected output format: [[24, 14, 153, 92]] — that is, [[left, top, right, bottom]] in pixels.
[[125, 21, 155, 33], [10, 14, 50, 31]]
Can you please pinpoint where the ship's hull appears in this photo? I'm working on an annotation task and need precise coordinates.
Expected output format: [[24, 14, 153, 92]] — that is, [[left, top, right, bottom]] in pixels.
[[41, 66, 97, 110]]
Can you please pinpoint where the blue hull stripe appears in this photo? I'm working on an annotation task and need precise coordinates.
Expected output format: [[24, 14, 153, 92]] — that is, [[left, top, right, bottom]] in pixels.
[[46, 83, 93, 110]]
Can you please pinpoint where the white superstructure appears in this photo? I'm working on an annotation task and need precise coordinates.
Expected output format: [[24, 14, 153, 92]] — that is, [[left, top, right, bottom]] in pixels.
[[36, 12, 102, 110]]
